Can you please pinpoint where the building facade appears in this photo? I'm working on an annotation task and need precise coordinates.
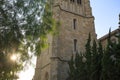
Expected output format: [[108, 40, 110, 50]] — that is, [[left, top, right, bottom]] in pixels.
[[33, 0, 96, 80], [98, 28, 120, 47]]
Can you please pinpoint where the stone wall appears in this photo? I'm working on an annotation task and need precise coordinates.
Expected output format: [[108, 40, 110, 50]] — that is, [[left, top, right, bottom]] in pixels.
[[33, 0, 96, 80], [52, 4, 96, 80]]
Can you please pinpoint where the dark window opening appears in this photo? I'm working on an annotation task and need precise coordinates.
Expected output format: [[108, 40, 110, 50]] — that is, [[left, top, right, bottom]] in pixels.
[[73, 19, 76, 29], [77, 0, 81, 4], [70, 0, 75, 2], [74, 39, 77, 52], [45, 72, 49, 80]]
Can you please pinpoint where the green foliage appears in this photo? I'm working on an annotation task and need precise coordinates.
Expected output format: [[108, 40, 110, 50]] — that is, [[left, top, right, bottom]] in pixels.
[[68, 53, 87, 80], [85, 34, 92, 80], [102, 30, 120, 80], [68, 30, 120, 80], [0, 52, 23, 80], [0, 0, 57, 79]]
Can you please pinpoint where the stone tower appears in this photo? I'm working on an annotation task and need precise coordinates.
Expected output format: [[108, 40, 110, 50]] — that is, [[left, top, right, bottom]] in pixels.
[[33, 0, 96, 80]]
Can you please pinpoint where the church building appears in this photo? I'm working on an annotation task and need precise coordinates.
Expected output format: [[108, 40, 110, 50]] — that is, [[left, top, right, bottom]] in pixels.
[[33, 0, 96, 80]]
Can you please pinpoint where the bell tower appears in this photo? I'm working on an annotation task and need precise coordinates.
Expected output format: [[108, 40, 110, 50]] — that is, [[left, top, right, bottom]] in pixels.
[[33, 0, 96, 80]]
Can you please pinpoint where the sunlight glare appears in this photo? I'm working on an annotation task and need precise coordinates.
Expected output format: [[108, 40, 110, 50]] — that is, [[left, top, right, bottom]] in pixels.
[[11, 54, 17, 61]]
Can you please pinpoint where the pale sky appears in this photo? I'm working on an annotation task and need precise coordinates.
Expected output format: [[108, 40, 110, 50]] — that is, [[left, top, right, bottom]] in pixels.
[[90, 0, 120, 38], [18, 57, 36, 80], [18, 0, 120, 80]]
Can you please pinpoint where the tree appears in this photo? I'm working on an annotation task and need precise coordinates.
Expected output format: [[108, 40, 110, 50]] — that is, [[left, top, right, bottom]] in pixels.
[[68, 34, 93, 80], [97, 41, 103, 80], [68, 52, 87, 80], [0, 0, 56, 56], [91, 40, 103, 80], [68, 29, 120, 80], [0, 0, 56, 79], [84, 34, 103, 80], [102, 29, 120, 80], [84, 34, 92, 80], [68, 34, 103, 80], [0, 52, 23, 80]]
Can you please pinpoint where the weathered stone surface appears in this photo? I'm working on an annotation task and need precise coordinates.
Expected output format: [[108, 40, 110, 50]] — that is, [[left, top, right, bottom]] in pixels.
[[33, 0, 96, 80]]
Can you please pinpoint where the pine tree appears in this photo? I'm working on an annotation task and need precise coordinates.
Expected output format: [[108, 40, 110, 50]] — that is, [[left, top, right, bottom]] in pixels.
[[102, 30, 113, 80], [97, 41, 103, 80], [68, 55, 75, 80], [85, 33, 92, 80], [102, 29, 120, 80], [91, 40, 98, 80], [68, 52, 87, 80]]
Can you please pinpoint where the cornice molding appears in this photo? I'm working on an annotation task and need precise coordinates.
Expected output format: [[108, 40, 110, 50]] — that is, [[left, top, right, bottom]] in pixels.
[[53, 4, 94, 19]]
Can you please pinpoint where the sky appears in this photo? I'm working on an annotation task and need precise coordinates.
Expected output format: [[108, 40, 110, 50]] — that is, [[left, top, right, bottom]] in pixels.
[[18, 57, 36, 80], [18, 0, 120, 80], [90, 0, 120, 38]]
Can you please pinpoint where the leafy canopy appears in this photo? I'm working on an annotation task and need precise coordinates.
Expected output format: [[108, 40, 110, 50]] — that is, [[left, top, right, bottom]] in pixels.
[[0, 0, 57, 79]]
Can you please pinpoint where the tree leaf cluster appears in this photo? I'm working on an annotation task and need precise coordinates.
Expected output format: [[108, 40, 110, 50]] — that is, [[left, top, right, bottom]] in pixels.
[[0, 0, 57, 79], [0, 52, 23, 80]]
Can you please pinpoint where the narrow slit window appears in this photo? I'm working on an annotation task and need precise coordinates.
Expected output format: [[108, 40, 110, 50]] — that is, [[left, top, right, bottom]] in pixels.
[[73, 19, 76, 29], [74, 39, 77, 52]]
